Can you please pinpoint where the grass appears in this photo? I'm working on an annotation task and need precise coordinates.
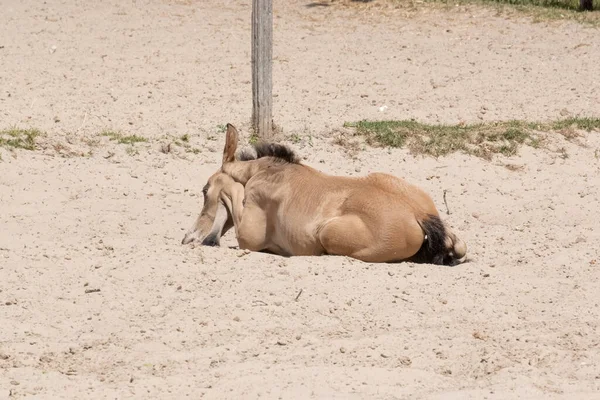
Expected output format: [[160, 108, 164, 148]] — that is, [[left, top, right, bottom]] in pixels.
[[101, 130, 147, 145], [216, 125, 227, 134], [339, 0, 600, 26], [175, 134, 201, 154], [429, 0, 594, 11], [550, 117, 600, 132], [344, 117, 600, 159], [290, 133, 302, 144], [125, 146, 140, 156], [1, 127, 208, 159], [248, 133, 259, 145], [415, 0, 599, 25], [0, 127, 42, 151], [332, 134, 363, 159]]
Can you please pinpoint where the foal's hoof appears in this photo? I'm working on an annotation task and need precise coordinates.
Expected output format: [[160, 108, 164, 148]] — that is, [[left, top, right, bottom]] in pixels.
[[181, 235, 196, 245], [201, 236, 220, 247]]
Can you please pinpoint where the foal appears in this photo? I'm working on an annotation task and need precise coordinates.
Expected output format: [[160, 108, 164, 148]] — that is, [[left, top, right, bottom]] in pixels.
[[182, 124, 467, 266]]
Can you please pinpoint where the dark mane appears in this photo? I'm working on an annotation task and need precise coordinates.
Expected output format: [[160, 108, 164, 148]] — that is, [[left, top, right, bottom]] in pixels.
[[237, 142, 301, 164]]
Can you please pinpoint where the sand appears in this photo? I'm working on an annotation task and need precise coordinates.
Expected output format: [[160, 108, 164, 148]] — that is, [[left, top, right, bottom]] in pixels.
[[1, 0, 600, 398]]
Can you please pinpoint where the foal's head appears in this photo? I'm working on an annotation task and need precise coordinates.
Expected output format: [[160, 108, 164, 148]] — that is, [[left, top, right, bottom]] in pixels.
[[181, 124, 240, 246], [181, 123, 300, 246]]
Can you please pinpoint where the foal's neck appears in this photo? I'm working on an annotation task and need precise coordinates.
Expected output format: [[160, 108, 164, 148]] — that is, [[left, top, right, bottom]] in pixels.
[[222, 158, 278, 185]]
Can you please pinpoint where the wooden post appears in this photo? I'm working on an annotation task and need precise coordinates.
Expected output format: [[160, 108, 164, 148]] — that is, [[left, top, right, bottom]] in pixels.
[[252, 0, 273, 139], [580, 0, 593, 10]]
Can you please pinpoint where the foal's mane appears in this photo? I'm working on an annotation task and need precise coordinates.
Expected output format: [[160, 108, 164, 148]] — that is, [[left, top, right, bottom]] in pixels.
[[237, 142, 301, 165]]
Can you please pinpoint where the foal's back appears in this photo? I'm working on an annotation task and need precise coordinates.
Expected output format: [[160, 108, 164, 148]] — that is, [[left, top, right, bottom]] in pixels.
[[250, 164, 439, 216], [363, 172, 440, 217]]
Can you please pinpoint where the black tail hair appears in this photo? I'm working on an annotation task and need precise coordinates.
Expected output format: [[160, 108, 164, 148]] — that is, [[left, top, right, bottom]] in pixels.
[[238, 142, 300, 164], [409, 214, 458, 266]]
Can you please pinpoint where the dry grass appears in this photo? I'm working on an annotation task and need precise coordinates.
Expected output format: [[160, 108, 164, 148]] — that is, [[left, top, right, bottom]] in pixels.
[[431, 0, 600, 25], [171, 133, 201, 154], [329, 0, 600, 26], [0, 127, 42, 151], [332, 131, 363, 159], [344, 117, 600, 159]]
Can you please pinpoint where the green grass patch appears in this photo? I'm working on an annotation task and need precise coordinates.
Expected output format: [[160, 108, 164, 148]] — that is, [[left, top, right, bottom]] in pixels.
[[101, 130, 147, 145], [344, 117, 600, 159], [550, 117, 600, 131], [186, 147, 201, 154], [0, 127, 42, 151], [290, 133, 302, 144], [248, 133, 259, 145]]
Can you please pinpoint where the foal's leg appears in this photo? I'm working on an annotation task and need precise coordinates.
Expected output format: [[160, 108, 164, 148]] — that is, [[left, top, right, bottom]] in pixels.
[[219, 184, 272, 252], [219, 181, 245, 237], [318, 215, 384, 262], [236, 204, 271, 252], [320, 215, 425, 263], [219, 178, 279, 254]]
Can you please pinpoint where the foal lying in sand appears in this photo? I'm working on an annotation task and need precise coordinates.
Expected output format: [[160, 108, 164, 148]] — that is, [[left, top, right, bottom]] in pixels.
[[182, 124, 467, 266]]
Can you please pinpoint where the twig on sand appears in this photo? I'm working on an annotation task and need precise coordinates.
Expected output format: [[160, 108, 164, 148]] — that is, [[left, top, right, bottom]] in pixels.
[[294, 289, 303, 302], [85, 288, 101, 294], [443, 189, 451, 215], [75, 111, 88, 135]]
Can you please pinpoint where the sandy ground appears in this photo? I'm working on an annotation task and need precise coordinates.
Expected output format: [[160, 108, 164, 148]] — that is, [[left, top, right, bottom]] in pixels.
[[1, 0, 600, 398]]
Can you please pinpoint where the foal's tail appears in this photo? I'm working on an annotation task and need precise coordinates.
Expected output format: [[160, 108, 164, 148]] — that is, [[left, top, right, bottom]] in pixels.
[[410, 215, 467, 266]]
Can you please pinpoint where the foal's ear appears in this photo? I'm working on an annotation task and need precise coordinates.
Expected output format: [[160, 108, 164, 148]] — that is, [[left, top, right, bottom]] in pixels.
[[222, 123, 239, 165]]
